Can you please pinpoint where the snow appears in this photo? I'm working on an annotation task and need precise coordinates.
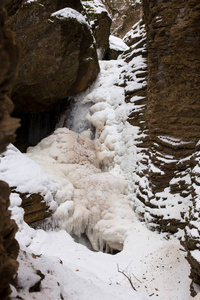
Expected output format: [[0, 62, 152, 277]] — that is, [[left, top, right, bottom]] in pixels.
[[82, 0, 108, 15], [27, 224, 190, 300], [194, 294, 200, 300], [26, 0, 44, 6], [9, 208, 191, 300], [158, 135, 193, 146], [0, 144, 57, 211], [7, 170, 191, 300], [149, 163, 165, 175], [123, 20, 146, 45], [109, 35, 129, 51], [51, 7, 87, 24]]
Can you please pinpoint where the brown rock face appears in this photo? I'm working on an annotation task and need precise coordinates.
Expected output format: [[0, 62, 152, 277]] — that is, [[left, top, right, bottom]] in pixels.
[[5, 0, 83, 17], [0, 4, 20, 152], [0, 2, 20, 298], [140, 0, 200, 293], [12, 190, 52, 226], [41, 0, 84, 13], [82, 0, 112, 59], [0, 181, 19, 300], [143, 0, 200, 144], [184, 146, 200, 295], [102, 0, 142, 37], [7, 0, 100, 113], [140, 0, 200, 229], [5, 0, 23, 17]]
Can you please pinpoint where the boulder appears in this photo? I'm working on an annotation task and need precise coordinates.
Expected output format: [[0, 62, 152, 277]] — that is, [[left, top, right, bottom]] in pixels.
[[7, 1, 99, 113]]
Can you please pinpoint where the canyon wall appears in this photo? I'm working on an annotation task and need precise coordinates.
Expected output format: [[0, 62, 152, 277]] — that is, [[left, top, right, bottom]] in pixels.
[[141, 0, 200, 294], [0, 1, 20, 298], [102, 0, 142, 37], [138, 0, 200, 231]]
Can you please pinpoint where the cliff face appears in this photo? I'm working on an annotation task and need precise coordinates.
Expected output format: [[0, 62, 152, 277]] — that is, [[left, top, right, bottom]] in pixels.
[[144, 0, 200, 146], [0, 1, 20, 298], [102, 0, 142, 37], [141, 0, 200, 293], [134, 0, 200, 231], [82, 0, 112, 59]]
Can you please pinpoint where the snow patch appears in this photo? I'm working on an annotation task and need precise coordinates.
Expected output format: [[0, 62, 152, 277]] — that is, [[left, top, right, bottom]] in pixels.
[[51, 7, 87, 24], [109, 35, 129, 51]]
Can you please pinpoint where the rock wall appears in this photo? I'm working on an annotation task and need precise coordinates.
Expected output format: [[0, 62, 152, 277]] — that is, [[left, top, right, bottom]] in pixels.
[[141, 0, 200, 293], [136, 0, 200, 231], [0, 1, 20, 298], [82, 0, 112, 59], [102, 0, 142, 37]]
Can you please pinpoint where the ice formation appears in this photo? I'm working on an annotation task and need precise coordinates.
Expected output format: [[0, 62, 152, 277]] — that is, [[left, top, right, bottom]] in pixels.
[[26, 128, 135, 252]]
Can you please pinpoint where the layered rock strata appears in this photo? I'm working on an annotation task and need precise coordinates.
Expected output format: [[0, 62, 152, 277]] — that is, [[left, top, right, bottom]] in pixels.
[[133, 0, 200, 233], [0, 1, 20, 298], [12, 190, 52, 226], [185, 146, 200, 295], [140, 0, 200, 293]]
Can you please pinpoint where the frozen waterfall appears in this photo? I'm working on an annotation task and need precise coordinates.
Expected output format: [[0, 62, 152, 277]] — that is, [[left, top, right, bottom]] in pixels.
[[25, 59, 138, 253]]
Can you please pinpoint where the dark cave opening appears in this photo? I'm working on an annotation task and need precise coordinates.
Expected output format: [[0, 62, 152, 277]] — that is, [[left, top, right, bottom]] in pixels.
[[12, 99, 70, 152]]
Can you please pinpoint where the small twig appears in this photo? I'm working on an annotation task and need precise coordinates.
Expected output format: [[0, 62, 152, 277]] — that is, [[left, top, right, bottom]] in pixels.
[[117, 264, 137, 291], [132, 274, 142, 284]]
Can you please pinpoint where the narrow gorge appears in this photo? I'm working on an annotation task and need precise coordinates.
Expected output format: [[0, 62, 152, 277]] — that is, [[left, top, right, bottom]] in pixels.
[[0, 0, 200, 299]]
